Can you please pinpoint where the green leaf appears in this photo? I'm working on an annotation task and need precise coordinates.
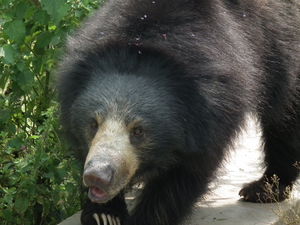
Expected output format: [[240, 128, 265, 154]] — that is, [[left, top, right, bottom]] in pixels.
[[4, 20, 26, 43], [40, 0, 70, 23], [15, 71, 35, 92], [50, 34, 61, 46], [33, 10, 49, 25], [55, 167, 67, 182], [14, 195, 30, 214], [0, 109, 10, 122], [24, 6, 37, 21], [15, 2, 28, 20], [8, 137, 23, 149], [29, 135, 41, 139], [3, 192, 14, 205], [1, 209, 14, 222], [36, 32, 53, 49], [6, 123, 16, 134], [3, 44, 16, 64]]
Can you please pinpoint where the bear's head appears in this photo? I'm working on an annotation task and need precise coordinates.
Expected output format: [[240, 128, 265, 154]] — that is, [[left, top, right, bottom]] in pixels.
[[68, 70, 186, 203], [58, 46, 202, 203]]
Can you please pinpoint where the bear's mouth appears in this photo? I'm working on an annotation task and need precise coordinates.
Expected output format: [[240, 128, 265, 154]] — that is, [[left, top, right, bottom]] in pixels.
[[88, 186, 110, 203]]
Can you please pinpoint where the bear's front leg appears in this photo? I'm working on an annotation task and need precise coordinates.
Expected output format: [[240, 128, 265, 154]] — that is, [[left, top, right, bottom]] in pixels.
[[127, 166, 208, 225], [81, 193, 128, 225]]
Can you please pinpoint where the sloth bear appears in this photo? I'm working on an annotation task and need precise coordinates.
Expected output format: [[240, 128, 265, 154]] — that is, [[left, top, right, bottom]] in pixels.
[[57, 0, 300, 225]]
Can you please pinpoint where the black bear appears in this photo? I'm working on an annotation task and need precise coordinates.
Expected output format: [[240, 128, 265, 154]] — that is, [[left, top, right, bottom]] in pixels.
[[57, 0, 300, 225]]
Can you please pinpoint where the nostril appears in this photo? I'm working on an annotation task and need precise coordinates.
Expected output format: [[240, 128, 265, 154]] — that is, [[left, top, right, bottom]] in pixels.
[[83, 164, 114, 187]]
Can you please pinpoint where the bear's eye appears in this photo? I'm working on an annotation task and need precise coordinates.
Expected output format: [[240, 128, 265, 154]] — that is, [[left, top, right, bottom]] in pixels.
[[90, 119, 98, 135], [131, 126, 144, 138]]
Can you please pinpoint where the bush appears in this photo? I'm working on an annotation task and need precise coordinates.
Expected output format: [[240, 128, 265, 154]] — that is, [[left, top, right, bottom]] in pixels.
[[0, 0, 102, 224]]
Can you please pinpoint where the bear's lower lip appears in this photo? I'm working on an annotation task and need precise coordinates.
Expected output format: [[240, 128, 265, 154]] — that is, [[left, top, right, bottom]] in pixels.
[[88, 187, 110, 203]]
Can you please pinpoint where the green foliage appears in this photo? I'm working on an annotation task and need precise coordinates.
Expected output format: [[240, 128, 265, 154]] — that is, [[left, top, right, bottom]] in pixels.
[[0, 0, 103, 224]]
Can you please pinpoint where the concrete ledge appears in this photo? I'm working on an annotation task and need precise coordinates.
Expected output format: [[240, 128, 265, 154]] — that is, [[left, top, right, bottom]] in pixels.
[[58, 212, 81, 225]]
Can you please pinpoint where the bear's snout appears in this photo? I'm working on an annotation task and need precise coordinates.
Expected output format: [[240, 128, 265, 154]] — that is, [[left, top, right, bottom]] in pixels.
[[83, 163, 115, 187], [83, 162, 115, 203]]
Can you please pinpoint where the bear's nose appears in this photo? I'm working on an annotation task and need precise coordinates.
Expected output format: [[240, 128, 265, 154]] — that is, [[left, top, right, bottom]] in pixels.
[[83, 163, 115, 188]]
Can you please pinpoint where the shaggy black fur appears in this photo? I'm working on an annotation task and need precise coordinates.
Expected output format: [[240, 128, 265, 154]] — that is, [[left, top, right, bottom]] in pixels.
[[58, 0, 300, 224]]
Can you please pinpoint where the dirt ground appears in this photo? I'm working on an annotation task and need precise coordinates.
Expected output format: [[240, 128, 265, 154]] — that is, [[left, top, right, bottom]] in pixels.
[[59, 118, 300, 225]]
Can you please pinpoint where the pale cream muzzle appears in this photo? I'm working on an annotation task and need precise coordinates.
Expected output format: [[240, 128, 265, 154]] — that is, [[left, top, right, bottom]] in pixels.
[[83, 118, 139, 203]]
